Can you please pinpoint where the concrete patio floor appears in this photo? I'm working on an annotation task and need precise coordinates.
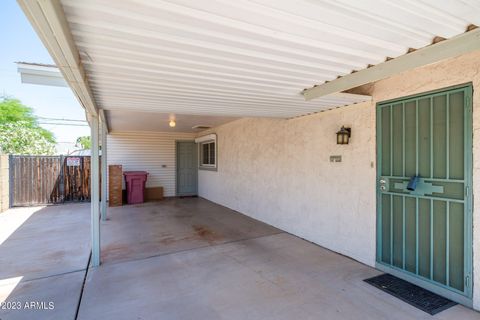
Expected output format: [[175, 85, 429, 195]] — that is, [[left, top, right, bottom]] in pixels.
[[0, 204, 90, 320], [1, 198, 479, 320], [100, 198, 281, 264]]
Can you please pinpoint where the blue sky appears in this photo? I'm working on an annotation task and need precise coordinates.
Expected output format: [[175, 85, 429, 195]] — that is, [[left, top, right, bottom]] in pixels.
[[0, 0, 89, 154]]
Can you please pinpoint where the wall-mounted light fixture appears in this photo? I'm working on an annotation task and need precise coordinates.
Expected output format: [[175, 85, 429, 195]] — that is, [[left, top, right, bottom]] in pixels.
[[336, 126, 351, 145], [169, 120, 176, 128]]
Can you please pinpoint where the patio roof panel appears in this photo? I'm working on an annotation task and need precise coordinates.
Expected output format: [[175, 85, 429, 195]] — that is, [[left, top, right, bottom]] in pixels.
[[19, 0, 480, 122]]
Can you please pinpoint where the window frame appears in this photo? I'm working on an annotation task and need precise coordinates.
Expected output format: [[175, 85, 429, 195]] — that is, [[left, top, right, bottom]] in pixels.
[[196, 134, 217, 171]]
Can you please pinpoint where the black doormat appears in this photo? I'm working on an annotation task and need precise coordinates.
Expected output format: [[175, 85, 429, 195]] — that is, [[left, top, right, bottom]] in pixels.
[[364, 273, 457, 315]]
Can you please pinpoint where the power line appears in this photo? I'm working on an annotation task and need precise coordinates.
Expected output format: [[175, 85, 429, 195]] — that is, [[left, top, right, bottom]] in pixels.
[[37, 116, 87, 122], [38, 122, 89, 127]]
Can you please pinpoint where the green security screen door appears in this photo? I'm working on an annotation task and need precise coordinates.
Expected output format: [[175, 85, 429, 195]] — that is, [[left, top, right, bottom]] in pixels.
[[176, 141, 198, 196], [376, 84, 473, 302]]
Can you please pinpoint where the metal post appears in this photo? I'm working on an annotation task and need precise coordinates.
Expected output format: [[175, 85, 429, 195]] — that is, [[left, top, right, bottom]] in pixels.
[[90, 114, 101, 267], [101, 120, 108, 221], [9, 155, 14, 208], [59, 155, 65, 203]]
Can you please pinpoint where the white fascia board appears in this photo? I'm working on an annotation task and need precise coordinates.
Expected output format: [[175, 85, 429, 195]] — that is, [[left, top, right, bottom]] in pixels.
[[17, 0, 98, 116], [328, 92, 372, 101], [303, 28, 480, 101], [195, 133, 216, 143], [17, 62, 60, 74], [17, 63, 67, 87], [20, 73, 67, 87]]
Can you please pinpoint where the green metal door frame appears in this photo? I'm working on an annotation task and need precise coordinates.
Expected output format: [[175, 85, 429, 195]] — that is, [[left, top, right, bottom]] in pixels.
[[375, 83, 473, 307]]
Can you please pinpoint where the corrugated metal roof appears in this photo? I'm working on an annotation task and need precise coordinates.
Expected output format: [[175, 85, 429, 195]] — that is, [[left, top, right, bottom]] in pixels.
[[60, 0, 479, 119]]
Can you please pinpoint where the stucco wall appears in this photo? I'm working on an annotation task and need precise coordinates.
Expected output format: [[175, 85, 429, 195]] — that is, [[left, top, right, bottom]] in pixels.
[[199, 108, 376, 266], [198, 51, 480, 307], [107, 131, 195, 197], [0, 154, 9, 213]]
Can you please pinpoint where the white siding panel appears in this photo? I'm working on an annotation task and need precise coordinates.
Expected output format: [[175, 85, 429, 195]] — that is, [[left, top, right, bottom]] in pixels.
[[107, 131, 195, 197]]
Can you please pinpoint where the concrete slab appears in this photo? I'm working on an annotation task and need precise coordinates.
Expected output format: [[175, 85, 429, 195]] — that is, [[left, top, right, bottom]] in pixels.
[[78, 233, 479, 320], [0, 204, 91, 281], [0, 270, 85, 320], [2, 199, 477, 319], [101, 198, 281, 264]]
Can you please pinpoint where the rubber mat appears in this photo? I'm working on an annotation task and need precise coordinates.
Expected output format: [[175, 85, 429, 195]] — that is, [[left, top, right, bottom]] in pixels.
[[364, 273, 457, 315]]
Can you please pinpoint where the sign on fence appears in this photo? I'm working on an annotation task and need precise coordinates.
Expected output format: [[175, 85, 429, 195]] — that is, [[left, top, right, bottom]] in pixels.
[[66, 157, 81, 166]]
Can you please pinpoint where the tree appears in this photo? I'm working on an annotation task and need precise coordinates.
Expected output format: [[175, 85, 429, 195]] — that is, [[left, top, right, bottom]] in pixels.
[[0, 97, 56, 155], [0, 97, 36, 123], [76, 136, 91, 149], [0, 122, 55, 155]]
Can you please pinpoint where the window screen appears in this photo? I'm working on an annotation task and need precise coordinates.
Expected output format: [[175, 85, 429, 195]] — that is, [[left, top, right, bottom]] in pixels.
[[200, 141, 216, 168]]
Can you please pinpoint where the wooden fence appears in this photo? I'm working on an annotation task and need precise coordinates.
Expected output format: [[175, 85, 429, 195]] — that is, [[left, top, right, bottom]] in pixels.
[[9, 155, 95, 207]]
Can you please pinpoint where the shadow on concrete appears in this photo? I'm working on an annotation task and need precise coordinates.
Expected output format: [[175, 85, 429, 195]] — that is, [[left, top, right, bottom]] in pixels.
[[0, 204, 91, 320]]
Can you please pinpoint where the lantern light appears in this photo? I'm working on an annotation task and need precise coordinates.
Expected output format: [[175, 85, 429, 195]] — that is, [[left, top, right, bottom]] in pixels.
[[169, 120, 176, 128], [336, 126, 351, 145]]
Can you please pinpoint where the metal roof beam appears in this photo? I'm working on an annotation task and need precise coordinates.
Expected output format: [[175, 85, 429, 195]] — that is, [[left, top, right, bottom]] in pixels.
[[303, 28, 480, 101], [99, 109, 109, 134]]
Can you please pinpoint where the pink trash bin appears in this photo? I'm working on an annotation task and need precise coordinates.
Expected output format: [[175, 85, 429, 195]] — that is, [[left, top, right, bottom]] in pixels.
[[123, 171, 149, 204]]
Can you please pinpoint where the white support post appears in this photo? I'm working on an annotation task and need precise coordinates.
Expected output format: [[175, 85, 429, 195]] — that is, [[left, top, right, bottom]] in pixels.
[[101, 120, 108, 221], [90, 114, 101, 267]]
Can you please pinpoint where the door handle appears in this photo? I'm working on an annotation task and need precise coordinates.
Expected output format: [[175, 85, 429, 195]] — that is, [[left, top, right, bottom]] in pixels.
[[407, 175, 420, 191]]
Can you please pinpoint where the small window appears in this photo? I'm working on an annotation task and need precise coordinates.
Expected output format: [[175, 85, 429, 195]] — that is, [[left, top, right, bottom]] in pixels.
[[200, 141, 216, 169]]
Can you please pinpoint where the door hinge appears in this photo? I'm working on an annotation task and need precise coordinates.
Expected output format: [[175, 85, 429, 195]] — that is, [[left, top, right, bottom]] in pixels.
[[465, 186, 469, 197]]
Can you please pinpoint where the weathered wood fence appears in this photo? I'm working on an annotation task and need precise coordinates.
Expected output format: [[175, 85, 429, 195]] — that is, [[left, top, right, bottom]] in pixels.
[[9, 155, 96, 206]]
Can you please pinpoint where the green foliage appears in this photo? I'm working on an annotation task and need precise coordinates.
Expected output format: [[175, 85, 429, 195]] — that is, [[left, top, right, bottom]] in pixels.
[[76, 136, 91, 149], [0, 97, 56, 155], [0, 122, 55, 155], [0, 98, 36, 123]]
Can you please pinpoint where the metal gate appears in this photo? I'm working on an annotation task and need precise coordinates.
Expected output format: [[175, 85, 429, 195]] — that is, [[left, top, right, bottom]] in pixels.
[[376, 84, 473, 305], [10, 155, 92, 206]]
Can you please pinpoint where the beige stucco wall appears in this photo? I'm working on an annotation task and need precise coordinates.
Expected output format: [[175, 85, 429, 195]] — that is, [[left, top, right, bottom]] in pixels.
[[199, 107, 376, 266], [198, 50, 480, 308], [0, 154, 9, 213]]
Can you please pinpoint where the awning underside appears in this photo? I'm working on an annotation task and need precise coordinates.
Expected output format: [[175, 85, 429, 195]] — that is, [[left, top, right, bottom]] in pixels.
[[19, 0, 480, 129]]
